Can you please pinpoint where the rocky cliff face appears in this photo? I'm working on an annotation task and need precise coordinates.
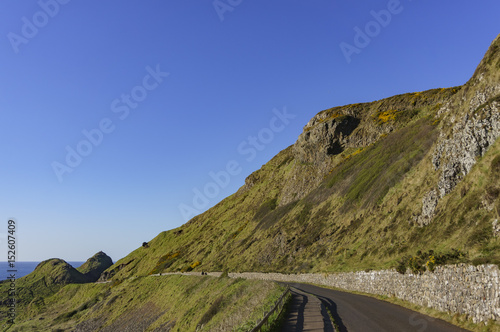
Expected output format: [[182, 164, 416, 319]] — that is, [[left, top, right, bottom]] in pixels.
[[278, 87, 459, 206], [282, 34, 500, 226], [103, 34, 500, 281], [416, 34, 500, 225], [434, 99, 500, 198], [294, 115, 361, 166]]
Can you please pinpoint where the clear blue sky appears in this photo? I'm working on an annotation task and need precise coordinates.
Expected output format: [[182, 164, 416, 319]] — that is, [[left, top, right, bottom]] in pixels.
[[0, 1, 499, 262]]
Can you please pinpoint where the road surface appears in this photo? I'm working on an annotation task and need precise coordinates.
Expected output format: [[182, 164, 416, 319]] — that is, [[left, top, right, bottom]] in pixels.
[[282, 283, 470, 332]]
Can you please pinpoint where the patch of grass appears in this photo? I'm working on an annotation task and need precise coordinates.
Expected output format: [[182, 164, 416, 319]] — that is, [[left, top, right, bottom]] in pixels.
[[149, 252, 180, 275], [256, 201, 298, 230], [296, 202, 313, 225], [197, 295, 224, 328], [254, 198, 278, 220], [491, 155, 500, 177], [327, 118, 438, 210], [53, 296, 100, 323], [467, 226, 493, 246], [4, 275, 283, 332], [234, 284, 289, 332]]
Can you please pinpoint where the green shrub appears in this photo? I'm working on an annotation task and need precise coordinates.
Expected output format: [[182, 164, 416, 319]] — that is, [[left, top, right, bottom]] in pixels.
[[396, 256, 409, 274], [395, 249, 465, 274]]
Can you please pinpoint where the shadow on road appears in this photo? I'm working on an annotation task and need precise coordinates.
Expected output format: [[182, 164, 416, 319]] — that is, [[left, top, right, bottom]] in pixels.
[[281, 290, 307, 331], [287, 283, 469, 332], [316, 294, 348, 332], [281, 287, 336, 332]]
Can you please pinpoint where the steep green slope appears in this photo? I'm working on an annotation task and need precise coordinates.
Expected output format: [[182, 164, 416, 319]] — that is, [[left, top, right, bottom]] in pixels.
[[3, 275, 284, 332], [4, 259, 88, 305], [77, 251, 113, 282], [0, 252, 115, 327], [99, 34, 499, 279]]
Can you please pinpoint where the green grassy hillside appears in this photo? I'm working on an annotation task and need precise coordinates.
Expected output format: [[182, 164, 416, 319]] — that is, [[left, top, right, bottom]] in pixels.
[[77, 251, 113, 282], [102, 34, 500, 280], [1, 259, 88, 307], [2, 275, 283, 332]]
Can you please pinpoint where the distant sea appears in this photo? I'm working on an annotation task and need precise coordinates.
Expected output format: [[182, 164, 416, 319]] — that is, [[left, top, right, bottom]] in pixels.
[[0, 261, 84, 281]]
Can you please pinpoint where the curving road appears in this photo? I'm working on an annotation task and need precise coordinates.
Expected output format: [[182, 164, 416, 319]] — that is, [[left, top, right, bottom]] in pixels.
[[283, 283, 470, 332]]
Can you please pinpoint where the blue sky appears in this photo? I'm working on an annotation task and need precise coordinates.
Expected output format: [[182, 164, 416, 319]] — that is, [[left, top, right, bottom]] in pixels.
[[0, 1, 499, 262]]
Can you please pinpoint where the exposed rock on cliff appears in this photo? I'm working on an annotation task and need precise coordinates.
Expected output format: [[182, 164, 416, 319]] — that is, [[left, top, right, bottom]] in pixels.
[[416, 35, 500, 224], [433, 99, 500, 198], [294, 115, 360, 166], [279, 87, 459, 206], [77, 251, 113, 282], [416, 189, 439, 226]]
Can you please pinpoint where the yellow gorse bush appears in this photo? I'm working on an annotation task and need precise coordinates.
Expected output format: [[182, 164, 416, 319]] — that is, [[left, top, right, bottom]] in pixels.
[[378, 109, 400, 122]]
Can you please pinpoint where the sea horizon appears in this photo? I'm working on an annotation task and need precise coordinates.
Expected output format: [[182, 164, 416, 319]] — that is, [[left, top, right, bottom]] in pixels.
[[0, 261, 85, 281]]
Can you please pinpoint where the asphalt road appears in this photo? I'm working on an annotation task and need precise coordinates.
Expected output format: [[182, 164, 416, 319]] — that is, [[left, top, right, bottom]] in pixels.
[[281, 287, 335, 332], [284, 283, 470, 332]]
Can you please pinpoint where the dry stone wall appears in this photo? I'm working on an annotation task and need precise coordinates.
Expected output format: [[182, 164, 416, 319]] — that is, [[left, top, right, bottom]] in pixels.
[[168, 264, 499, 324]]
